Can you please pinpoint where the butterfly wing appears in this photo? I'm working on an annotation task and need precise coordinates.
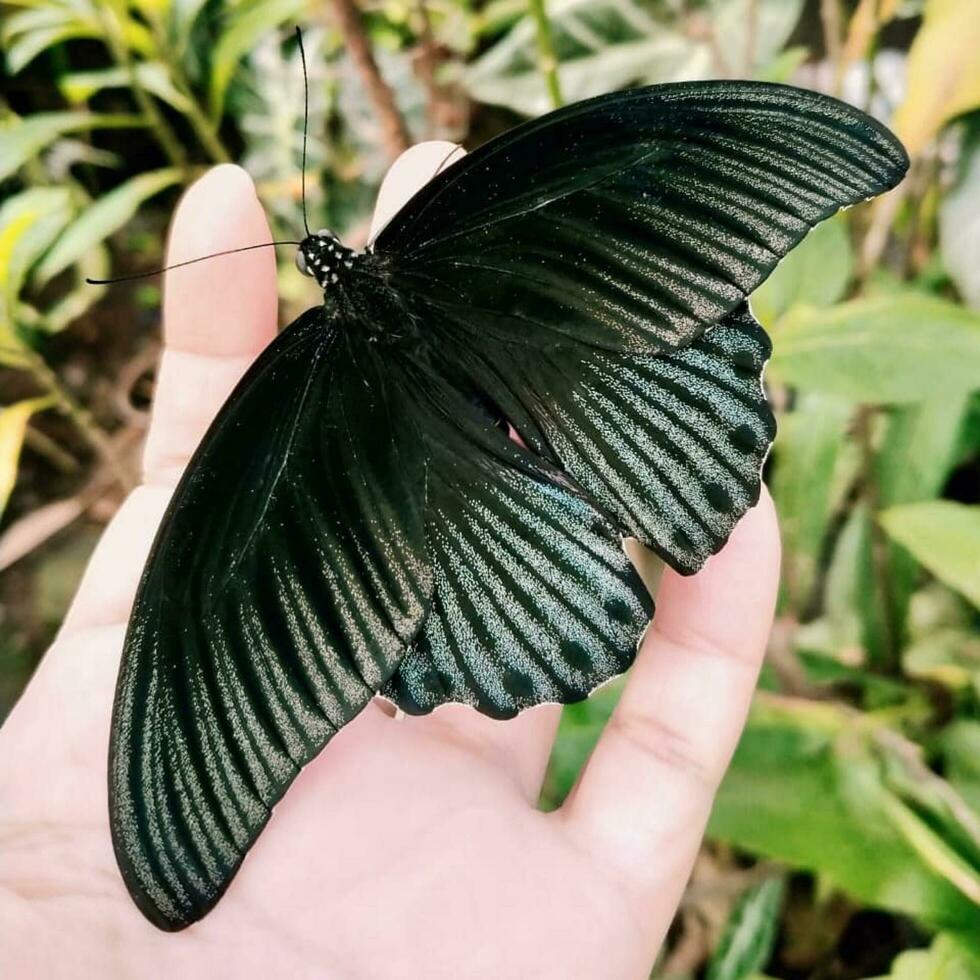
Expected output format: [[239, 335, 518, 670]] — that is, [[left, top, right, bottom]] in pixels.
[[382, 304, 771, 718], [110, 308, 433, 930], [375, 82, 907, 354], [383, 370, 654, 720], [374, 81, 906, 714]]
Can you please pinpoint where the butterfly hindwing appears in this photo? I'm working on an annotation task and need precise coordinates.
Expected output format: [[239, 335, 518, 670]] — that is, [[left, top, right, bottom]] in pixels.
[[463, 303, 776, 574], [381, 305, 772, 717], [110, 309, 433, 930], [378, 82, 907, 355], [381, 388, 653, 719]]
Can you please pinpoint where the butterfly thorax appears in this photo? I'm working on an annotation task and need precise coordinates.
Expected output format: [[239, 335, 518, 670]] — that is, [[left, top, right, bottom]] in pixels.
[[296, 229, 360, 291]]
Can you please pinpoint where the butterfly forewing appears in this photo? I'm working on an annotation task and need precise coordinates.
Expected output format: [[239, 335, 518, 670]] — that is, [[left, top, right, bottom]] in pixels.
[[377, 82, 907, 354], [110, 309, 433, 930]]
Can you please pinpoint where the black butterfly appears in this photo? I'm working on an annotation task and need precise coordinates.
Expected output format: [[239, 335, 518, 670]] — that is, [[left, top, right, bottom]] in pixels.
[[108, 81, 907, 930]]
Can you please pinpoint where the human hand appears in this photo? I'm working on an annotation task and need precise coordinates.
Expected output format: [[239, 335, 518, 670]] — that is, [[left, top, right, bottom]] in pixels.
[[0, 149, 780, 978]]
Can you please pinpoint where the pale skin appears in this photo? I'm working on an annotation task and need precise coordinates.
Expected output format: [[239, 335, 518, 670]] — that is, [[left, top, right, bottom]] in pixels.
[[0, 146, 780, 979]]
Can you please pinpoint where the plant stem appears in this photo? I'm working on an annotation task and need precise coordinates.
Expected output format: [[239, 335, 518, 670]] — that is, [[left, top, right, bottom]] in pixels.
[[854, 405, 899, 669], [328, 0, 411, 160], [146, 13, 231, 163], [529, 0, 563, 108], [97, 5, 187, 170]]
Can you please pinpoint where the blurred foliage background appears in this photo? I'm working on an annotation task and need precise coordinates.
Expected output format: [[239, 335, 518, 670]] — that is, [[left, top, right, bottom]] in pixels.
[[1, 0, 979, 975]]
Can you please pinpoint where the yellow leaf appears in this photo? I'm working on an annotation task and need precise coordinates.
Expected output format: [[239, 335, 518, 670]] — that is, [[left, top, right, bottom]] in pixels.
[[891, 0, 980, 157], [0, 396, 53, 518]]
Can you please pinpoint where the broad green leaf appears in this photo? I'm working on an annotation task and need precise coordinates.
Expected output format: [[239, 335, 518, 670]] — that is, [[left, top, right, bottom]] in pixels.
[[890, 0, 980, 157], [34, 168, 183, 284], [465, 0, 803, 117], [0, 397, 53, 518], [708, 694, 980, 936], [544, 688, 980, 935], [752, 216, 853, 326], [870, 933, 980, 980], [878, 397, 971, 507], [880, 502, 980, 607], [208, 0, 304, 119], [706, 877, 785, 980], [0, 112, 143, 183], [872, 395, 971, 640], [59, 63, 193, 113], [771, 392, 855, 612], [793, 648, 914, 710], [0, 187, 72, 365], [769, 294, 980, 403], [940, 127, 980, 309]]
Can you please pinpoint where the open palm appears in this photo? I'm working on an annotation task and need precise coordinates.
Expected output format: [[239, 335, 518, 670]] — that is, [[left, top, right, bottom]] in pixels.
[[0, 149, 779, 979]]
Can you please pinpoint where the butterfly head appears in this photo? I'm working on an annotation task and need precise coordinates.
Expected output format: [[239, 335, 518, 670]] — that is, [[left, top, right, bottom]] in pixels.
[[295, 229, 356, 290]]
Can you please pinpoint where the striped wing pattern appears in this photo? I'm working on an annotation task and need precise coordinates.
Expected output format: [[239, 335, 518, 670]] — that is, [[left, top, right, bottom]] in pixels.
[[110, 81, 909, 931], [513, 305, 775, 573], [382, 306, 772, 715], [380, 82, 907, 354], [110, 312, 432, 930], [383, 463, 653, 719]]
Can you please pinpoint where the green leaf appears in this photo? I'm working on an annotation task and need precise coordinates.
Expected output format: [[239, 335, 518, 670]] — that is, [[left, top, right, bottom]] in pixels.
[[59, 63, 193, 113], [752, 216, 853, 326], [771, 392, 855, 612], [543, 688, 980, 935], [34, 168, 183, 285], [819, 504, 881, 664], [880, 502, 980, 607], [941, 722, 980, 816], [708, 694, 980, 937], [0, 187, 73, 365], [0, 397, 54, 519], [871, 933, 980, 980], [903, 628, 980, 690], [2, 3, 154, 75], [464, 0, 804, 116], [871, 395, 972, 642], [878, 397, 971, 507], [769, 294, 980, 403], [706, 877, 785, 980], [466, 0, 706, 117], [209, 0, 304, 119], [0, 112, 143, 183]]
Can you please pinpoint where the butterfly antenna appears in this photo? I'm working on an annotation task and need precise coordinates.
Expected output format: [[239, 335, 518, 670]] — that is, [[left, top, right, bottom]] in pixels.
[[85, 241, 303, 285], [295, 25, 312, 238]]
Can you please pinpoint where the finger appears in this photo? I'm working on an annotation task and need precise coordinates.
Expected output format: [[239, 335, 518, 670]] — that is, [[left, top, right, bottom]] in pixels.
[[368, 141, 563, 798], [64, 165, 278, 633], [559, 489, 780, 936], [369, 140, 465, 241], [142, 163, 279, 487]]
